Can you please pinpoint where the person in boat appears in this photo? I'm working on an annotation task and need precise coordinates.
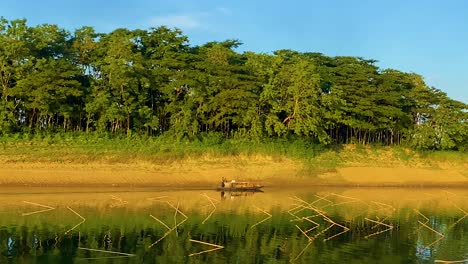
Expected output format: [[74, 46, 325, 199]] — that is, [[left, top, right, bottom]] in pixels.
[[221, 177, 227, 188]]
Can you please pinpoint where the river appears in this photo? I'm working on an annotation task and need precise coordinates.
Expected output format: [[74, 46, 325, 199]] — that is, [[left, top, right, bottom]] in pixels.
[[0, 187, 466, 263]]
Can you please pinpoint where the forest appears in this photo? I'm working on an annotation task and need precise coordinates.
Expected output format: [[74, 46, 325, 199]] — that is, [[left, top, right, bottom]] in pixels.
[[0, 17, 467, 150]]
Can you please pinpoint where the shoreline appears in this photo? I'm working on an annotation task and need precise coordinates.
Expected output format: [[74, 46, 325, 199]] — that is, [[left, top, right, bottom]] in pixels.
[[1, 183, 467, 188], [0, 160, 466, 188], [1, 144, 467, 188]]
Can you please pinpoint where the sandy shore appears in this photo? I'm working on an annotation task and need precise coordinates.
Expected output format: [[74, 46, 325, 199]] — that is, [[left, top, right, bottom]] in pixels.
[[0, 156, 466, 187]]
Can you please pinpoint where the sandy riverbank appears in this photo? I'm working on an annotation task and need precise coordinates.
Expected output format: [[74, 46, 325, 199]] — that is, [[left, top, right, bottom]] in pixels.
[[0, 155, 466, 187]]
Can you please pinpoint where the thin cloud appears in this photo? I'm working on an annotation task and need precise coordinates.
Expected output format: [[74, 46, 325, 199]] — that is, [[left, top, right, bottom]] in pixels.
[[149, 15, 200, 29]]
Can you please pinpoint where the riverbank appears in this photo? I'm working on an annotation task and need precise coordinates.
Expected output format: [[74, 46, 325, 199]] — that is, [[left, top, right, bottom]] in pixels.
[[0, 164, 466, 187], [0, 141, 467, 187], [0, 134, 468, 188]]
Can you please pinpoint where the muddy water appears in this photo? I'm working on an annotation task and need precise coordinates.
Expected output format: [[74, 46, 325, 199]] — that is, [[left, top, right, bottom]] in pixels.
[[0, 187, 466, 263]]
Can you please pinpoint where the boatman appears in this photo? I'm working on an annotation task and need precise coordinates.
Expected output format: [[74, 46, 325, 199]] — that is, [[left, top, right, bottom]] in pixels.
[[221, 177, 226, 188]]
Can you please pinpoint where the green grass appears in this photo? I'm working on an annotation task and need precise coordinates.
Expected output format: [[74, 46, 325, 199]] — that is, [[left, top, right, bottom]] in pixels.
[[0, 132, 466, 170], [418, 149, 468, 161], [0, 132, 326, 165]]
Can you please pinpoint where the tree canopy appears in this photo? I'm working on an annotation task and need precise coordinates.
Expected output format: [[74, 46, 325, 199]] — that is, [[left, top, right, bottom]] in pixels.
[[0, 17, 466, 150]]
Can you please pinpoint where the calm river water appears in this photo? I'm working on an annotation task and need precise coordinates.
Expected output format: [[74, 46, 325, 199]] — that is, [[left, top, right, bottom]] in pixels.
[[0, 187, 466, 263]]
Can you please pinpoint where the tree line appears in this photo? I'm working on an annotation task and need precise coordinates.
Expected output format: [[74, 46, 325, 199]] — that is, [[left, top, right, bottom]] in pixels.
[[0, 18, 467, 150]]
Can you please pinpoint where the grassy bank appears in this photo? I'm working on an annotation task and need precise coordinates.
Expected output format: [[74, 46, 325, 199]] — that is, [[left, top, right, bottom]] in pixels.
[[0, 133, 467, 187], [1, 132, 467, 168], [0, 133, 328, 166]]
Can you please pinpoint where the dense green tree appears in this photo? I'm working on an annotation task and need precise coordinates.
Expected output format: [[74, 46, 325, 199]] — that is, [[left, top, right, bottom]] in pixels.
[[410, 85, 468, 150], [12, 57, 82, 130], [85, 28, 148, 133], [259, 51, 328, 143], [0, 17, 466, 150], [141, 27, 195, 136], [371, 69, 414, 144], [0, 18, 30, 132]]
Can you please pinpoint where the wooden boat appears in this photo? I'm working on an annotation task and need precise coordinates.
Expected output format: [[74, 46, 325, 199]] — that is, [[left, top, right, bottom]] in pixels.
[[217, 180, 264, 192]]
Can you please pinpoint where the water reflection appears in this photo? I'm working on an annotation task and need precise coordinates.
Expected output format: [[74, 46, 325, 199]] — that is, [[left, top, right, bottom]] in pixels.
[[220, 190, 260, 200], [0, 188, 466, 263]]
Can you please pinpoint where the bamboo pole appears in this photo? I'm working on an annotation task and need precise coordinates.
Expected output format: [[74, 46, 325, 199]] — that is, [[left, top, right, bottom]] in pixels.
[[65, 207, 86, 234], [302, 216, 320, 233], [21, 201, 55, 216], [148, 228, 175, 248], [298, 204, 350, 241], [447, 215, 467, 230], [202, 194, 217, 224], [147, 196, 169, 201], [149, 214, 171, 231], [324, 228, 350, 241], [364, 218, 394, 238], [413, 209, 429, 233], [291, 196, 327, 215], [365, 218, 393, 229], [323, 200, 359, 208], [109, 195, 128, 207], [288, 204, 305, 221], [78, 247, 135, 257], [426, 236, 444, 248], [329, 193, 359, 201], [189, 239, 223, 248], [452, 203, 468, 215], [77, 256, 135, 260], [148, 218, 188, 248], [22, 208, 55, 216], [148, 202, 188, 248], [413, 209, 429, 222], [174, 202, 179, 236], [371, 216, 389, 229], [418, 220, 441, 236], [188, 239, 223, 257], [251, 206, 272, 228], [417, 219, 445, 247], [322, 218, 350, 241], [174, 202, 179, 228], [166, 201, 188, 219], [202, 193, 220, 204], [23, 201, 54, 209], [371, 201, 396, 212], [202, 209, 216, 225], [189, 247, 223, 257], [313, 223, 334, 240], [418, 220, 445, 237], [445, 205, 467, 231], [434, 260, 468, 263], [302, 205, 332, 223], [313, 194, 333, 206], [325, 192, 366, 209], [295, 225, 313, 241], [290, 196, 351, 241], [291, 240, 313, 262], [288, 204, 306, 221]]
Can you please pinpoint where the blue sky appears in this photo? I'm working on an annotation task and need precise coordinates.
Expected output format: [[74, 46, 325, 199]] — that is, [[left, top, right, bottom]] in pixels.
[[1, 0, 467, 103]]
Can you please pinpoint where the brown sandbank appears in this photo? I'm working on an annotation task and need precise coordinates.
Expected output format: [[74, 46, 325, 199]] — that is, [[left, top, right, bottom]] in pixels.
[[0, 157, 466, 188]]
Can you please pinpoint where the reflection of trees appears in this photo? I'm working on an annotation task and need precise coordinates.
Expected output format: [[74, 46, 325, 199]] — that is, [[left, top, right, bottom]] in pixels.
[[0, 206, 466, 263]]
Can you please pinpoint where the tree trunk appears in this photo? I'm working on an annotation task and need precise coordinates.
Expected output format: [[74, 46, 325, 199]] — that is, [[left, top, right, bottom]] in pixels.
[[127, 112, 131, 133]]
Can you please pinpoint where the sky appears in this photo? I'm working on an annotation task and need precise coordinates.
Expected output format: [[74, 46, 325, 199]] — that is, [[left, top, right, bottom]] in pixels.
[[1, 0, 467, 103]]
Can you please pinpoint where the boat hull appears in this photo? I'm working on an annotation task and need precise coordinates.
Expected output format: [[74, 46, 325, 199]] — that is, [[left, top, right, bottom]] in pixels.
[[216, 186, 264, 192]]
